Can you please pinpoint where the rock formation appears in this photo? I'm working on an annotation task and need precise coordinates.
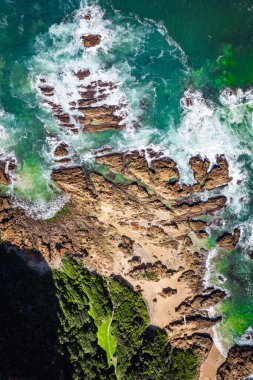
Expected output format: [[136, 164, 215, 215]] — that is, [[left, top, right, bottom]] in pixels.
[[37, 29, 128, 136], [0, 149, 233, 379], [217, 228, 241, 250], [2, 14, 243, 377], [217, 345, 253, 380], [81, 34, 101, 47]]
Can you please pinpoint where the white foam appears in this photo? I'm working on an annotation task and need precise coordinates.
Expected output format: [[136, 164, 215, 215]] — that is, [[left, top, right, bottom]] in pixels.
[[12, 192, 69, 220]]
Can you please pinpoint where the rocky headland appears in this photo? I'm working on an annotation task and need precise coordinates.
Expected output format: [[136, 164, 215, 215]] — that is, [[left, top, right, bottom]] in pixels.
[[0, 22, 251, 380], [0, 145, 249, 378]]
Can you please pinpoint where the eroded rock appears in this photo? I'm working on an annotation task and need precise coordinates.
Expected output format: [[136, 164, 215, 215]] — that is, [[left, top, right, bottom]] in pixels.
[[217, 345, 253, 380], [190, 154, 230, 191], [0, 150, 234, 374], [0, 161, 10, 186], [81, 34, 101, 47], [217, 228, 241, 250], [54, 143, 69, 157]]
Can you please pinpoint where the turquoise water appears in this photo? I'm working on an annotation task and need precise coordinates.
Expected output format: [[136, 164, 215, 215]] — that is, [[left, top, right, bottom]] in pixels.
[[1, 0, 253, 353]]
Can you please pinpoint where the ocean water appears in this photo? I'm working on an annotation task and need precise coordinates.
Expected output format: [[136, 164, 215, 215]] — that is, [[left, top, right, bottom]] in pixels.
[[0, 0, 253, 354]]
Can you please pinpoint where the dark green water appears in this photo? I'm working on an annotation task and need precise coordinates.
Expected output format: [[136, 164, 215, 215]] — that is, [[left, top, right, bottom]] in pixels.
[[0, 0, 253, 353]]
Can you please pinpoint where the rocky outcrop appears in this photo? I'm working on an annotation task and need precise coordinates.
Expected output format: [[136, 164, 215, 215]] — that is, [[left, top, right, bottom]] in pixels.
[[172, 332, 213, 364], [175, 288, 226, 313], [217, 345, 253, 380], [217, 228, 241, 250], [166, 314, 222, 337], [37, 28, 128, 135], [190, 154, 230, 191], [0, 161, 10, 186], [159, 286, 177, 298], [0, 158, 16, 186], [189, 220, 208, 238], [129, 261, 175, 281], [77, 105, 125, 133], [54, 143, 69, 157], [81, 34, 101, 47], [74, 69, 90, 80], [0, 149, 234, 378]]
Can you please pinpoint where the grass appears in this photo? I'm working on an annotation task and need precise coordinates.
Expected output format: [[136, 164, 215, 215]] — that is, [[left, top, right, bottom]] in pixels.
[[87, 287, 117, 367], [205, 237, 216, 250], [97, 316, 117, 365]]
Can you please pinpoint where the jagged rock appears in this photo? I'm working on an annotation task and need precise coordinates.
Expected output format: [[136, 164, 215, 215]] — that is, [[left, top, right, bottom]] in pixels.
[[92, 145, 112, 155], [54, 143, 69, 157], [176, 289, 226, 313], [51, 166, 95, 206], [38, 84, 54, 96], [0, 161, 10, 185], [217, 228, 241, 250], [248, 250, 253, 260], [177, 270, 202, 291], [55, 157, 71, 164], [189, 220, 208, 238], [118, 235, 134, 255], [74, 69, 90, 80], [78, 106, 124, 133], [82, 12, 91, 21], [81, 34, 101, 47], [175, 196, 227, 221], [166, 314, 222, 336], [217, 345, 253, 380], [190, 154, 230, 191]]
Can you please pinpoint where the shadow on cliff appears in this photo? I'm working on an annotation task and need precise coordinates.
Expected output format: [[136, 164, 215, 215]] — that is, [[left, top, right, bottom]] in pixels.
[[0, 242, 69, 380]]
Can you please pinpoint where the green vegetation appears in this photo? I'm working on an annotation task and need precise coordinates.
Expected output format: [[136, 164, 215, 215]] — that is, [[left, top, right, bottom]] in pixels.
[[127, 329, 198, 380], [141, 270, 159, 281], [96, 316, 117, 365], [109, 278, 149, 377], [170, 348, 198, 380], [53, 255, 114, 379], [0, 247, 199, 380], [205, 237, 216, 250], [47, 205, 69, 221], [126, 328, 171, 379], [192, 44, 248, 92]]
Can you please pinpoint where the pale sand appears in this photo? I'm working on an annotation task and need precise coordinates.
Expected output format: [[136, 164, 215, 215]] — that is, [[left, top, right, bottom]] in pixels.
[[99, 203, 194, 327], [199, 332, 225, 380]]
